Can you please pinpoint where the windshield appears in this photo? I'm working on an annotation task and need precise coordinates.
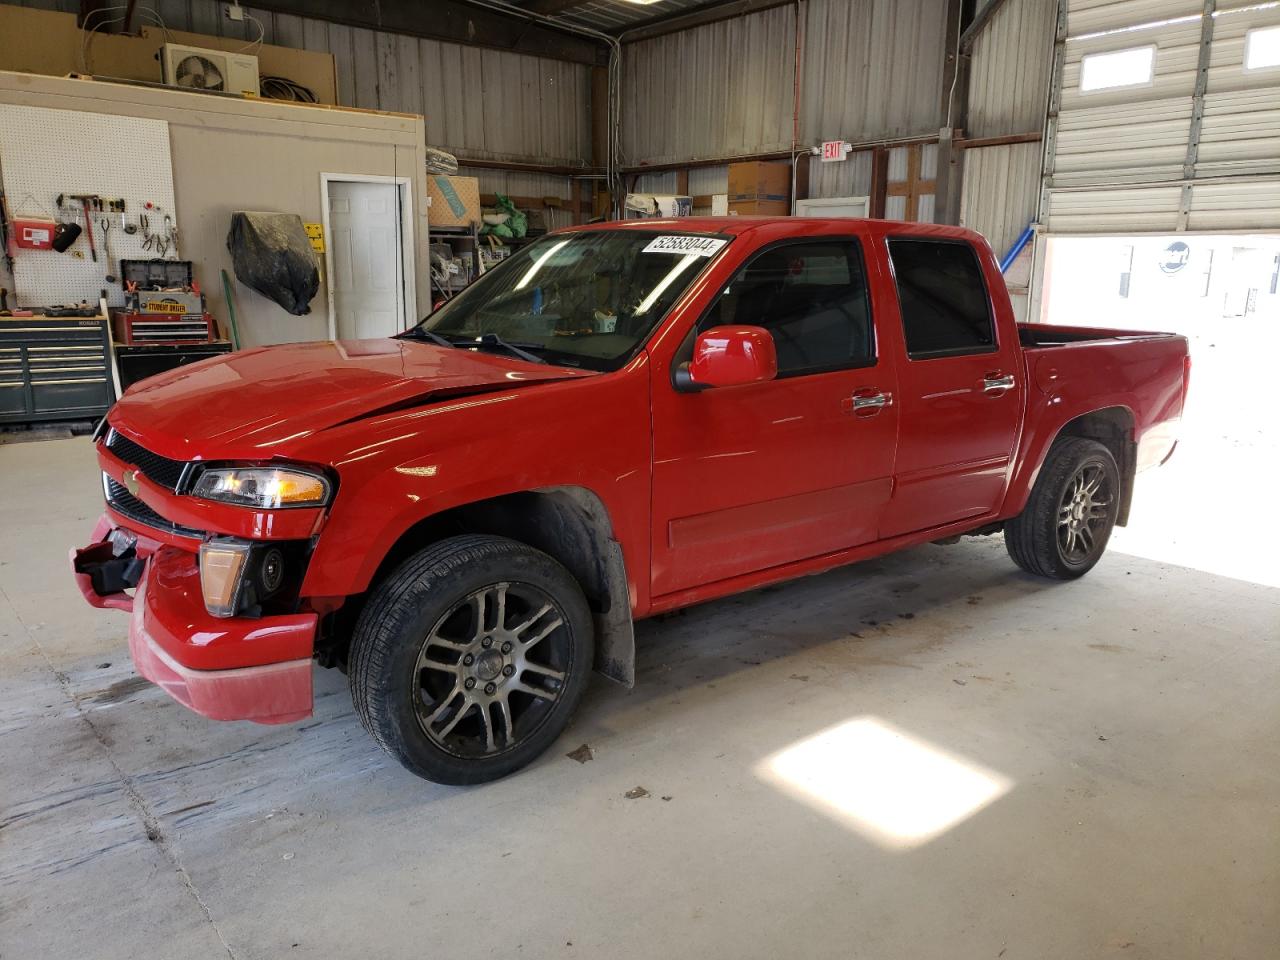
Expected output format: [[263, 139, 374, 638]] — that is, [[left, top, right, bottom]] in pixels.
[[416, 230, 730, 371]]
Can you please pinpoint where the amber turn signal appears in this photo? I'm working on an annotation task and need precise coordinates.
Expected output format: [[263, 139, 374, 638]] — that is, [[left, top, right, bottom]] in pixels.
[[199, 540, 251, 618]]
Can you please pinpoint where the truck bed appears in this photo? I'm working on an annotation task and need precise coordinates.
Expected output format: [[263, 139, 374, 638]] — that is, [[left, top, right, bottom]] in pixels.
[[1018, 322, 1182, 349]]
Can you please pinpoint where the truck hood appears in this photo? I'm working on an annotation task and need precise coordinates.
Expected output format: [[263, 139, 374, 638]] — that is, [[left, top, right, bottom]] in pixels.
[[109, 338, 592, 459]]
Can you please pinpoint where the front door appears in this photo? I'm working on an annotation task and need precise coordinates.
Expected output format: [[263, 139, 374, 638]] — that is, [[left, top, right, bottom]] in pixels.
[[328, 180, 405, 340], [650, 238, 899, 597], [878, 237, 1023, 537]]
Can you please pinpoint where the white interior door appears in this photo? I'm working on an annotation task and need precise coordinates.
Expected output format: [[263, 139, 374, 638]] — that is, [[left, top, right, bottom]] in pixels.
[[328, 180, 404, 340]]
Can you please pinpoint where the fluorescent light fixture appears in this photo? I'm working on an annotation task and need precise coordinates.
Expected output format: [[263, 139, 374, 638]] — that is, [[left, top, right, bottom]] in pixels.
[[756, 716, 1013, 850], [1245, 26, 1280, 71], [1080, 45, 1155, 91], [515, 239, 570, 291]]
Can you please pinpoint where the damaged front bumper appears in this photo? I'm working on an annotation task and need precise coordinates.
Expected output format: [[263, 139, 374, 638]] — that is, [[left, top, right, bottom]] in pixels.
[[72, 515, 317, 724]]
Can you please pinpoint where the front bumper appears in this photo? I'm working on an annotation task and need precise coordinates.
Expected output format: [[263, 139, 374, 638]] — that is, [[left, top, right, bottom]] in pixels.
[[73, 515, 317, 724]]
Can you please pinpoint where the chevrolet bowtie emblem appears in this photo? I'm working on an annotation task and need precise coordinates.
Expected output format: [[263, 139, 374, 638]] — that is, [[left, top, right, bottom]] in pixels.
[[122, 469, 141, 497]]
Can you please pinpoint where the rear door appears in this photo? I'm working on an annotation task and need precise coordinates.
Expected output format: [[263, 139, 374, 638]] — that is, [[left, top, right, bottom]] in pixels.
[[878, 237, 1024, 537], [650, 236, 899, 597]]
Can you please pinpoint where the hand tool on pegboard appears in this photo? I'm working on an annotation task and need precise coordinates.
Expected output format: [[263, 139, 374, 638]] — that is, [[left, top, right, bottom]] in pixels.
[[0, 190, 16, 276], [98, 215, 117, 283], [67, 194, 100, 262]]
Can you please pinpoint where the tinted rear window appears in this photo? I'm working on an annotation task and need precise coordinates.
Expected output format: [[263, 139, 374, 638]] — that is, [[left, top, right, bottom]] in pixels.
[[888, 239, 995, 358]]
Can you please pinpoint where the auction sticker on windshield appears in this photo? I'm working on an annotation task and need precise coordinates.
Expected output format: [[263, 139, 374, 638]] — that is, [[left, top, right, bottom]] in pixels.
[[641, 235, 728, 257]]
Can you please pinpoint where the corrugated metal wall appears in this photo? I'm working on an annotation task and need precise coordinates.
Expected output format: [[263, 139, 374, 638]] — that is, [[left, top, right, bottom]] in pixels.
[[960, 141, 1042, 256], [807, 151, 874, 200], [967, 0, 1056, 137], [621, 0, 952, 167], [800, 0, 948, 144], [960, 0, 1054, 257], [12, 0, 592, 165], [620, 4, 798, 165]]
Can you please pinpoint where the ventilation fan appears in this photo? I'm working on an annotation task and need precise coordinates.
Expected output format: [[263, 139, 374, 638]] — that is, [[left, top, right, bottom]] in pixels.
[[160, 44, 260, 96], [175, 54, 224, 90]]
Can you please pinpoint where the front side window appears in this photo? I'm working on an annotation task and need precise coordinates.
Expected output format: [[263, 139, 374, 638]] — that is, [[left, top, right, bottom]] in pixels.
[[419, 230, 729, 371], [888, 239, 995, 359], [700, 241, 874, 376]]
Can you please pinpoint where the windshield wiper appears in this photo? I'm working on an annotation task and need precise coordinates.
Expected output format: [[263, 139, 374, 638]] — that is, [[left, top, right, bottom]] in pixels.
[[397, 327, 456, 348], [401, 328, 549, 365], [468, 333, 548, 365]]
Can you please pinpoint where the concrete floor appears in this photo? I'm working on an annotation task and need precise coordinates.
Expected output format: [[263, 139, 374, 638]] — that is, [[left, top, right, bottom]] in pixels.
[[2, 427, 1278, 960]]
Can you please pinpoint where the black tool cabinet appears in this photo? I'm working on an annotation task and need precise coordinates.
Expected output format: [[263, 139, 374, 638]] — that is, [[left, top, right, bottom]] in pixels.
[[0, 316, 115, 425], [114, 341, 233, 393]]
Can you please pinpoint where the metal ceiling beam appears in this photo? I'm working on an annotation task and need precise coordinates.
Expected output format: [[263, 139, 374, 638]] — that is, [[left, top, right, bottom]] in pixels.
[[618, 0, 797, 43], [246, 0, 609, 65], [958, 0, 1016, 51]]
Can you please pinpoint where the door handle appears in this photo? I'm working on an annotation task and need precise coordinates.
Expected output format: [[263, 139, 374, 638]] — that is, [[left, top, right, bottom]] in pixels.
[[982, 373, 1015, 394], [848, 390, 893, 417]]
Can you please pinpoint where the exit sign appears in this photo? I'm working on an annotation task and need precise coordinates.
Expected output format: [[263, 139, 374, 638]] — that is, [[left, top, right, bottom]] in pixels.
[[821, 140, 850, 162]]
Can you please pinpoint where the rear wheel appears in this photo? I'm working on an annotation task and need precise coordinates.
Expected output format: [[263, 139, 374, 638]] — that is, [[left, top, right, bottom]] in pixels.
[[1005, 437, 1120, 580], [349, 535, 594, 784]]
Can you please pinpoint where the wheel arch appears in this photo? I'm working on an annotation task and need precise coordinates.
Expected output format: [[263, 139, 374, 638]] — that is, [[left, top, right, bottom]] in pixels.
[[1006, 404, 1138, 525], [325, 486, 636, 687], [1053, 406, 1136, 525]]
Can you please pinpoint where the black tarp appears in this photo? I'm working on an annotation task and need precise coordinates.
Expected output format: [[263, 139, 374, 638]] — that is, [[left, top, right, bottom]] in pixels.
[[226, 212, 319, 316]]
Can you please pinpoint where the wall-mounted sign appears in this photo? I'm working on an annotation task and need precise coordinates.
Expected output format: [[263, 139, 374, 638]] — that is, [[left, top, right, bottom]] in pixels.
[[304, 221, 326, 254], [821, 140, 851, 162], [1159, 240, 1190, 274]]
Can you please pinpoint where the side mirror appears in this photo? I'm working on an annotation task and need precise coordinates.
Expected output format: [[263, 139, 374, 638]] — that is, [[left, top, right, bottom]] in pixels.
[[675, 325, 778, 391]]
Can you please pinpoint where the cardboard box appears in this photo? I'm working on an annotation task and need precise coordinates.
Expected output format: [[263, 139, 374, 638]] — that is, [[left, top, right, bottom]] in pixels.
[[728, 161, 792, 203], [427, 175, 481, 228], [728, 198, 790, 216]]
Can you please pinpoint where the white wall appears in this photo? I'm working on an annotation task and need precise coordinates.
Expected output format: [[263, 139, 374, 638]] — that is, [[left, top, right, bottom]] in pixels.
[[0, 71, 428, 347]]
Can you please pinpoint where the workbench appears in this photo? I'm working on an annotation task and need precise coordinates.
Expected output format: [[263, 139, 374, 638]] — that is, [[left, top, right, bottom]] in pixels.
[[0, 314, 115, 425]]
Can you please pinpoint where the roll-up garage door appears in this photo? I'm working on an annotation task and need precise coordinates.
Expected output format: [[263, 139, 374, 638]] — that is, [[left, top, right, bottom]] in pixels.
[[1043, 0, 1280, 234]]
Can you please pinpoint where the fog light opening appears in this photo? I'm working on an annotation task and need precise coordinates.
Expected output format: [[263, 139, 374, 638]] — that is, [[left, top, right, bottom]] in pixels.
[[259, 547, 285, 595]]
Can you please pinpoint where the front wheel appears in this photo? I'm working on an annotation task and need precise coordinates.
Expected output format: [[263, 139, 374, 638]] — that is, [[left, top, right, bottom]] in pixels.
[[1005, 437, 1120, 580], [349, 535, 594, 784]]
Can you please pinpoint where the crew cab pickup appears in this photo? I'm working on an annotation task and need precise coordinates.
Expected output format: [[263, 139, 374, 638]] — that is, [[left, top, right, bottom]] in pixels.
[[73, 218, 1189, 783]]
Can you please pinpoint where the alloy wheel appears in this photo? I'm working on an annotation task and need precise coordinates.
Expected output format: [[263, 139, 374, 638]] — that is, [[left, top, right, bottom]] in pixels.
[[1057, 463, 1113, 564], [413, 582, 570, 758]]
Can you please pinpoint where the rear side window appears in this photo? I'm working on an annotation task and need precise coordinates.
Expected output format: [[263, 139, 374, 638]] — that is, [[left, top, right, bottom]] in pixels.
[[700, 241, 874, 376], [888, 239, 995, 359]]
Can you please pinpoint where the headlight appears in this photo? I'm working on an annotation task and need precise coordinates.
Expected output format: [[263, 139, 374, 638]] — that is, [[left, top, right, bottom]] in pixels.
[[192, 466, 331, 509]]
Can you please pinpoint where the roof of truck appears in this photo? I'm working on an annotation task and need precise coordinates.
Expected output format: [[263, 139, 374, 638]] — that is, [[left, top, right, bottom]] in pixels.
[[559, 216, 984, 243]]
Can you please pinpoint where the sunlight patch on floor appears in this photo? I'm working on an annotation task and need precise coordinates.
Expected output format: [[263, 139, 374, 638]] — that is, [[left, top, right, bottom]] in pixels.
[[756, 716, 1013, 850]]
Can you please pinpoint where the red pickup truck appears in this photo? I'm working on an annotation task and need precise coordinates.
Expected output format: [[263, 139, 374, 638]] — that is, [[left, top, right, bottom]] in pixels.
[[73, 217, 1189, 783]]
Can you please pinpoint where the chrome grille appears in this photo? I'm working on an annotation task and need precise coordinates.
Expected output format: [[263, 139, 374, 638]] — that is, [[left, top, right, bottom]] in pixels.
[[104, 429, 186, 491]]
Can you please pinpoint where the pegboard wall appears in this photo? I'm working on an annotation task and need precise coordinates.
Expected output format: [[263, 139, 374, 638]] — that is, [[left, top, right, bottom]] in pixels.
[[0, 104, 177, 309]]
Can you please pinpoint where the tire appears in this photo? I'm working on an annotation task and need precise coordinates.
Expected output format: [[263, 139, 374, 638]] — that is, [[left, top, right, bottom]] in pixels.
[[1005, 437, 1120, 580], [349, 535, 594, 784]]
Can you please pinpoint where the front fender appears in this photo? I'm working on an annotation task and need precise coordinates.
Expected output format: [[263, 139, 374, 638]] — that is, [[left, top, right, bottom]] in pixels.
[[295, 367, 653, 608]]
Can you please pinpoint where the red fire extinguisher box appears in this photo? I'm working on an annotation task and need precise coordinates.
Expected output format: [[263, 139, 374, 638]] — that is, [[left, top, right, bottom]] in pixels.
[[13, 219, 57, 249]]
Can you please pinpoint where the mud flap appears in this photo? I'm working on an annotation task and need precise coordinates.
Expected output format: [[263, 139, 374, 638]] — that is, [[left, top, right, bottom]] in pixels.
[[593, 538, 635, 688]]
